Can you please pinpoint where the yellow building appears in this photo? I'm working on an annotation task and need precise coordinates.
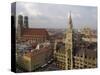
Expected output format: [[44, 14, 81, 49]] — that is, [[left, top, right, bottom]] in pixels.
[[17, 45, 52, 71], [80, 27, 97, 43], [54, 42, 66, 69], [74, 49, 97, 69]]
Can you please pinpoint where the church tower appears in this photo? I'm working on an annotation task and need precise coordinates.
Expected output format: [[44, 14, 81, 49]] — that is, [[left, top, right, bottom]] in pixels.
[[17, 15, 23, 39], [65, 12, 73, 69], [24, 16, 29, 28]]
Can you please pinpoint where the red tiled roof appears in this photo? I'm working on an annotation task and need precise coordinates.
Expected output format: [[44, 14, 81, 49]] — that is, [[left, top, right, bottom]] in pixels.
[[22, 28, 48, 36]]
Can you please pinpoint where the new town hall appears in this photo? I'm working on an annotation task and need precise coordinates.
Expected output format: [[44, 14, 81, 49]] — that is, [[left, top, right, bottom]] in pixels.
[[54, 12, 97, 69]]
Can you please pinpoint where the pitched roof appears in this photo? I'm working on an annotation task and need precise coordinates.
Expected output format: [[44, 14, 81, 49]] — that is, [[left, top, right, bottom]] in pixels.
[[22, 28, 49, 36], [75, 48, 97, 58], [24, 47, 49, 58]]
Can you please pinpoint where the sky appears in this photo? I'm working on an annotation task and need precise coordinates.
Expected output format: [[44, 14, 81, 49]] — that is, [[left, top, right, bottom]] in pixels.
[[15, 2, 97, 29]]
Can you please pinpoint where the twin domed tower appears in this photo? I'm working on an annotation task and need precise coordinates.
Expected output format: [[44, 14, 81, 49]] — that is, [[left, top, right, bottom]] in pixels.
[[17, 15, 29, 38]]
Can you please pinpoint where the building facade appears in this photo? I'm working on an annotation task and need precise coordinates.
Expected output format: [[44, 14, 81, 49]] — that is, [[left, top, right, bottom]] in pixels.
[[16, 42, 53, 71], [54, 12, 97, 70]]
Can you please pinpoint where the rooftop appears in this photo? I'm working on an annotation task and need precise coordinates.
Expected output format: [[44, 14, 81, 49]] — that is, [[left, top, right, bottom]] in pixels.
[[22, 28, 49, 36]]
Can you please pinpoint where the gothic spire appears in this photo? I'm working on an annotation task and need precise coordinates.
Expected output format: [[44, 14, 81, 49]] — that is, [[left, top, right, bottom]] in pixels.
[[68, 11, 73, 29]]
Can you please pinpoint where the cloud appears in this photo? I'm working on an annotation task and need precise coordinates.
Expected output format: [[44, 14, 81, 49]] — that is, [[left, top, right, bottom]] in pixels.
[[17, 2, 42, 16], [16, 2, 97, 29], [46, 15, 65, 20], [24, 3, 42, 16]]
